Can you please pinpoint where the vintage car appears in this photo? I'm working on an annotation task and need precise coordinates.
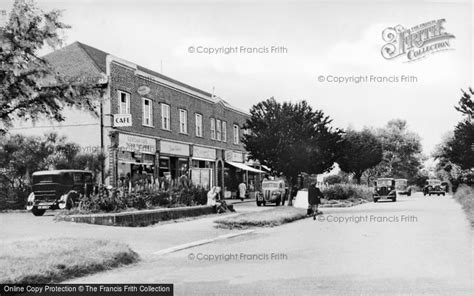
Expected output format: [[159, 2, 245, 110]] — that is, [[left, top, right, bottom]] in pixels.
[[423, 179, 446, 196], [26, 170, 94, 216], [256, 179, 288, 206], [373, 178, 397, 202], [395, 178, 411, 196]]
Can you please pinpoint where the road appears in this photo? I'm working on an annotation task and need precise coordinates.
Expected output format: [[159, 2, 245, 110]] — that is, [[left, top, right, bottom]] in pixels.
[[2, 194, 472, 295]]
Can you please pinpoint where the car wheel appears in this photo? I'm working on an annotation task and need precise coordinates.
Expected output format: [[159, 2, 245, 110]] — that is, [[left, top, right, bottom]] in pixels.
[[262, 201, 266, 206], [256, 200, 262, 207], [32, 208, 46, 216], [392, 198, 396, 202], [276, 199, 281, 206], [373, 199, 378, 203]]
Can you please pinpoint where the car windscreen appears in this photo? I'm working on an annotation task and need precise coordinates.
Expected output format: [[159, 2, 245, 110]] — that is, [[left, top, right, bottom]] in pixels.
[[377, 180, 393, 186], [262, 182, 280, 188], [428, 180, 441, 186], [32, 175, 57, 184]]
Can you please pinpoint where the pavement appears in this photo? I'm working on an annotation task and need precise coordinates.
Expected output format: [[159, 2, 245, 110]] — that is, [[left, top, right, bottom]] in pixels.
[[1, 193, 472, 295]]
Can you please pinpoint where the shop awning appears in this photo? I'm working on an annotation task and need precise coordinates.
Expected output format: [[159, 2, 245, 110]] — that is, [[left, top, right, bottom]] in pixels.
[[225, 161, 265, 173]]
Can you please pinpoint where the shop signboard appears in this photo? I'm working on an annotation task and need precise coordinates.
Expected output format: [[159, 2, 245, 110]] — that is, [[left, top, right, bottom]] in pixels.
[[113, 114, 132, 127], [118, 133, 156, 154], [160, 141, 190, 156], [193, 146, 216, 160], [225, 150, 243, 163]]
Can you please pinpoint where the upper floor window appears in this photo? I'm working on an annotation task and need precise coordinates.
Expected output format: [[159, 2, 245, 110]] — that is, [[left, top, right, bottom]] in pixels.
[[210, 118, 216, 140], [233, 124, 240, 144], [195, 113, 203, 137], [161, 103, 170, 130], [142, 98, 153, 126], [222, 121, 227, 142], [179, 109, 188, 134], [118, 91, 130, 114], [216, 119, 222, 141]]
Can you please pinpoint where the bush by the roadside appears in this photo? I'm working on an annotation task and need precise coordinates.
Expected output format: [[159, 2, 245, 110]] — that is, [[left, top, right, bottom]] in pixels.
[[215, 207, 307, 229], [323, 175, 343, 185], [453, 185, 474, 226], [322, 184, 373, 201], [76, 185, 208, 214], [0, 238, 139, 284]]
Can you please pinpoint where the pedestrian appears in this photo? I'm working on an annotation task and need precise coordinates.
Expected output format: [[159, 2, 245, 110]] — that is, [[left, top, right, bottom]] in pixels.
[[207, 186, 234, 213], [238, 181, 247, 202], [308, 182, 323, 220]]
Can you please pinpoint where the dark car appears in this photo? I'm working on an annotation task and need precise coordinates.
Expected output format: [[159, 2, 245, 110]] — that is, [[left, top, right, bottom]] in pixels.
[[26, 170, 94, 216], [256, 179, 288, 206], [423, 179, 446, 196], [373, 178, 397, 202], [395, 179, 411, 196]]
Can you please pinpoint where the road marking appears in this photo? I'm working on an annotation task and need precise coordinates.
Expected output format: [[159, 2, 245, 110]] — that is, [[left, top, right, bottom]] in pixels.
[[153, 230, 256, 256]]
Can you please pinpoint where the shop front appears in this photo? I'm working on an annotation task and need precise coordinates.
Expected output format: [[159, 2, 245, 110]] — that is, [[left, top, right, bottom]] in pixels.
[[116, 133, 157, 187], [159, 140, 190, 182], [190, 145, 217, 190], [224, 150, 264, 198]]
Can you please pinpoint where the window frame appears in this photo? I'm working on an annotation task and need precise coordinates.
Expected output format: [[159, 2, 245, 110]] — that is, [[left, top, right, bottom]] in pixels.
[[216, 119, 222, 141], [210, 118, 216, 140], [233, 124, 240, 144], [179, 109, 188, 134], [161, 103, 171, 130], [118, 90, 130, 114], [142, 98, 153, 127], [195, 113, 203, 137], [222, 121, 227, 142]]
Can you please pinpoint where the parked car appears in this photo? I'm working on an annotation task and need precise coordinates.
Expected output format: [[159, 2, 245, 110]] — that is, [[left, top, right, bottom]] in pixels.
[[256, 179, 288, 206], [395, 178, 411, 196], [373, 178, 397, 202], [26, 170, 94, 216], [423, 179, 446, 196]]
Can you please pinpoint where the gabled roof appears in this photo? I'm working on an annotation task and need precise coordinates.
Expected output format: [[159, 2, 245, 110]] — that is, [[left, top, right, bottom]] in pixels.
[[45, 41, 248, 116]]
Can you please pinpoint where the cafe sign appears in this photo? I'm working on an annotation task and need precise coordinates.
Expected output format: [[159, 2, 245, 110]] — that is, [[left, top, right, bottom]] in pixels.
[[193, 146, 216, 160], [160, 141, 190, 156], [113, 114, 132, 127], [118, 133, 156, 154]]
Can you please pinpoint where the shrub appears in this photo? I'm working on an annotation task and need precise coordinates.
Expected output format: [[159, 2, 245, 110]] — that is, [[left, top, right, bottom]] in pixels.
[[323, 175, 343, 185], [453, 185, 474, 226], [322, 184, 373, 201]]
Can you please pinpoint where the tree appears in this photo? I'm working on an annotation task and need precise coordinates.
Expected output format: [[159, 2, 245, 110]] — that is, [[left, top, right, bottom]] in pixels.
[[243, 98, 343, 205], [0, 0, 102, 134], [455, 87, 474, 119], [437, 120, 474, 170], [373, 119, 423, 180], [338, 129, 383, 184]]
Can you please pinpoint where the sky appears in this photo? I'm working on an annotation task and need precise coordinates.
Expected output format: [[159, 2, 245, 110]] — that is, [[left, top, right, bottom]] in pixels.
[[1, 0, 472, 155]]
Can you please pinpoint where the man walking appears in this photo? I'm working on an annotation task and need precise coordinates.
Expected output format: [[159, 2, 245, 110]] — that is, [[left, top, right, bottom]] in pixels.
[[308, 182, 323, 220]]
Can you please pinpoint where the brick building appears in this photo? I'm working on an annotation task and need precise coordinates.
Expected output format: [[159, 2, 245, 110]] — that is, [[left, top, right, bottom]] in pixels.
[[20, 41, 263, 194]]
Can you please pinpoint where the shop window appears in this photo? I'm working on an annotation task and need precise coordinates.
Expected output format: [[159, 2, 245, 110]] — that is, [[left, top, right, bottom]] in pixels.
[[179, 109, 188, 134], [210, 118, 216, 140], [216, 119, 222, 141], [142, 98, 153, 127], [222, 121, 227, 142], [233, 124, 240, 144], [161, 103, 170, 130], [118, 91, 130, 114], [195, 113, 202, 137]]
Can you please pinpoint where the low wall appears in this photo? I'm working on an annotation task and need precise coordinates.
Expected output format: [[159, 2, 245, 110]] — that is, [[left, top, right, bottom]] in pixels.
[[59, 205, 224, 227]]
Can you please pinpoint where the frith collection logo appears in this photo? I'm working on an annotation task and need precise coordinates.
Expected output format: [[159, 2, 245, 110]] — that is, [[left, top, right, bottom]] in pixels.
[[381, 19, 455, 62]]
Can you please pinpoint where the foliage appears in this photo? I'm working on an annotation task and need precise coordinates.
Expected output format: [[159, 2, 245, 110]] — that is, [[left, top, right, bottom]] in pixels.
[[437, 120, 474, 170], [372, 119, 423, 181], [455, 87, 474, 118], [243, 98, 343, 203], [323, 175, 343, 185], [0, 0, 103, 134], [338, 129, 383, 184], [76, 185, 209, 214], [453, 185, 474, 226], [214, 207, 307, 229], [321, 184, 373, 201]]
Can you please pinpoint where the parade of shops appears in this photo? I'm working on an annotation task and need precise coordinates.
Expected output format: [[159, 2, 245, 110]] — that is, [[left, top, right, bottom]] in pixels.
[[40, 42, 264, 197]]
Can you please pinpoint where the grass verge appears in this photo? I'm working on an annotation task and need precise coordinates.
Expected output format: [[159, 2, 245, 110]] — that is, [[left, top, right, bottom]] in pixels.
[[453, 185, 474, 227], [0, 238, 139, 283], [214, 206, 307, 229]]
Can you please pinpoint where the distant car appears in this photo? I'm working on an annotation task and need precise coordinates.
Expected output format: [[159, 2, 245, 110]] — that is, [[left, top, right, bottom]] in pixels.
[[423, 179, 446, 196], [256, 179, 288, 206], [26, 170, 94, 216], [395, 179, 411, 196], [373, 178, 397, 202]]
